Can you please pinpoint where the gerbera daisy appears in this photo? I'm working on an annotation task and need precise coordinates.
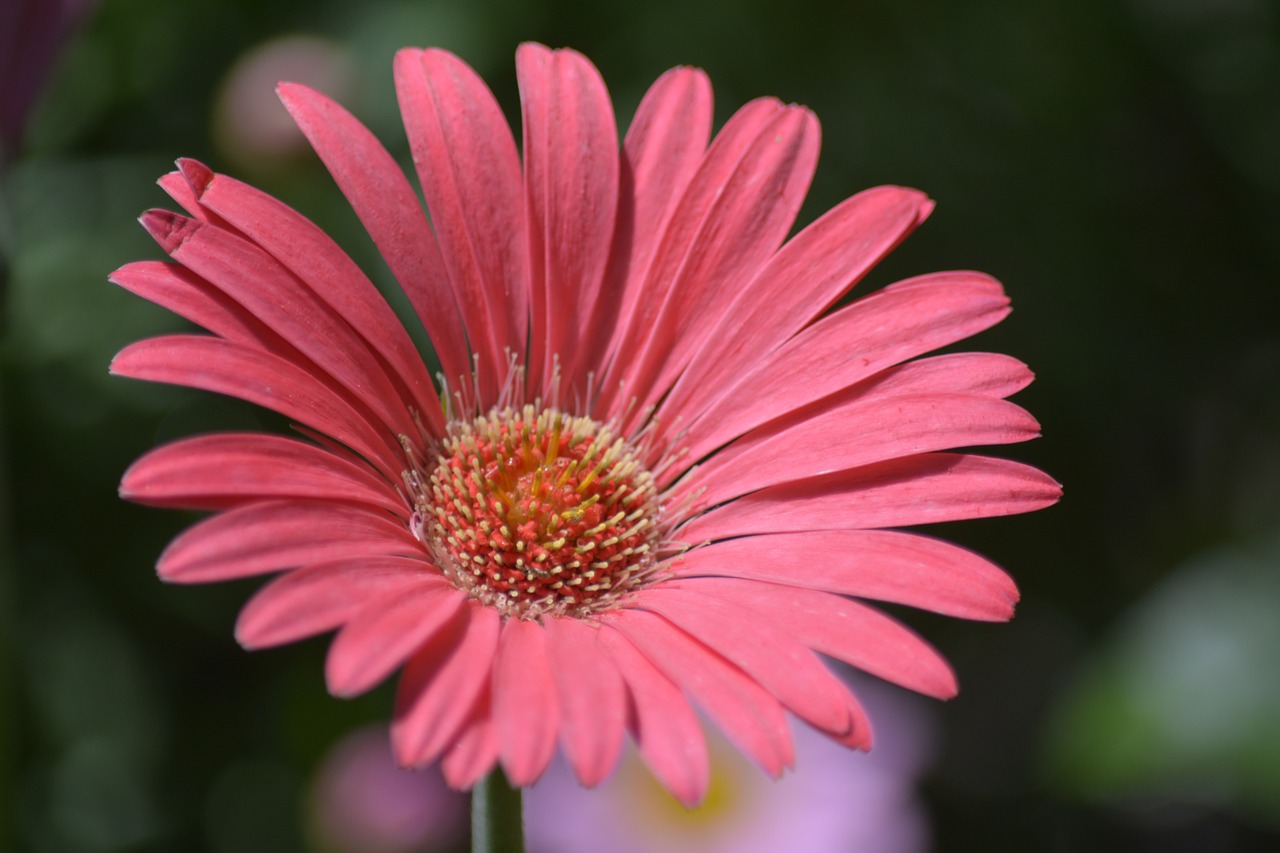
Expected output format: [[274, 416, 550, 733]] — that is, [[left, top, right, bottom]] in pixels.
[[113, 43, 1060, 809]]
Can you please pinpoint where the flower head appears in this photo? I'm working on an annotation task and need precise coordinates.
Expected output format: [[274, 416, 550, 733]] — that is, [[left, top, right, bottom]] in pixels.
[[113, 43, 1060, 805]]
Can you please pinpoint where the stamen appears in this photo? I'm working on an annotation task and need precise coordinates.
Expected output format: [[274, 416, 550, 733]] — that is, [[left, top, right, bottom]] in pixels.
[[411, 406, 662, 620]]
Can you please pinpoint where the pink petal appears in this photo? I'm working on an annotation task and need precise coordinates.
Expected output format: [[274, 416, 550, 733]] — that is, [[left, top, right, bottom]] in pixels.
[[544, 617, 626, 787], [601, 608, 794, 777], [394, 603, 500, 768], [516, 44, 619, 397], [110, 335, 402, 479], [843, 351, 1034, 400], [156, 499, 421, 583], [157, 169, 215, 223], [672, 271, 1012, 471], [110, 260, 281, 349], [630, 586, 852, 735], [395, 48, 526, 405], [184, 162, 444, 433], [236, 556, 439, 649], [440, 689, 499, 790], [681, 393, 1041, 512], [659, 184, 930, 429], [599, 622, 710, 807], [139, 210, 421, 443], [604, 101, 820, 422], [120, 432, 403, 515], [277, 82, 473, 399], [593, 66, 713, 381], [665, 528, 1020, 621], [492, 618, 560, 786], [325, 582, 466, 697], [595, 96, 785, 416], [828, 691, 874, 751], [666, 577, 958, 698], [680, 452, 1063, 542]]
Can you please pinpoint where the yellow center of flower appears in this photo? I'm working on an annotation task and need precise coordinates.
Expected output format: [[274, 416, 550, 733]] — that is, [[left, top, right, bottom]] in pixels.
[[414, 405, 660, 619]]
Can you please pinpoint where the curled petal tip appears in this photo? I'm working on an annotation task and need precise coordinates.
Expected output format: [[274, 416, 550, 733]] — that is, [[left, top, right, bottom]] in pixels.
[[176, 158, 215, 197], [139, 208, 200, 255]]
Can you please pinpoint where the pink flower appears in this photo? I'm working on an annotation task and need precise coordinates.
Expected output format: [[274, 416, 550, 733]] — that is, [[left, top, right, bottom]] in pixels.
[[113, 43, 1060, 806], [309, 727, 466, 853]]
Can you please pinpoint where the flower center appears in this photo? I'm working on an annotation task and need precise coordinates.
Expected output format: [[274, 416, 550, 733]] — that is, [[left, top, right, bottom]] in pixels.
[[413, 405, 660, 619]]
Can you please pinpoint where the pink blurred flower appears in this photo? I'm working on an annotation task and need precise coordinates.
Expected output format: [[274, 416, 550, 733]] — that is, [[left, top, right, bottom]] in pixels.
[[113, 44, 1059, 805], [526, 677, 937, 853], [310, 727, 465, 853]]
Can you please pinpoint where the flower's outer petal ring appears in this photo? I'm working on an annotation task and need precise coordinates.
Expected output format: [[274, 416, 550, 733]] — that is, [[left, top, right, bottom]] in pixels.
[[545, 617, 627, 788], [277, 82, 473, 402], [630, 586, 853, 736], [395, 47, 526, 405], [111, 334, 403, 479], [493, 618, 560, 786], [236, 556, 440, 649], [181, 163, 445, 433], [121, 432, 403, 515], [326, 582, 467, 698], [139, 209, 422, 444], [593, 66, 713, 383], [517, 44, 619, 398], [665, 577, 958, 699], [599, 623, 710, 807], [602, 608, 794, 777], [659, 184, 931, 431], [394, 603, 501, 769], [666, 527, 1020, 621], [680, 393, 1041, 513], [156, 499, 421, 583], [670, 272, 1013, 472], [681, 453, 1063, 544]]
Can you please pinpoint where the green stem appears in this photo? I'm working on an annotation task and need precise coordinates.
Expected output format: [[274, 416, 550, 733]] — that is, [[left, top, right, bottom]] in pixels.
[[472, 767, 524, 853]]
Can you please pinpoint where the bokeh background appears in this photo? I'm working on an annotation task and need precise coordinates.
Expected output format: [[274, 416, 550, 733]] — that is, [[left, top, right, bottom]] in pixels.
[[3, 0, 1279, 850]]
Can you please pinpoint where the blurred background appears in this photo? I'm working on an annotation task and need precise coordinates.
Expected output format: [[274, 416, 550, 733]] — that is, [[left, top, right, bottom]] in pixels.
[[3, 0, 1279, 850]]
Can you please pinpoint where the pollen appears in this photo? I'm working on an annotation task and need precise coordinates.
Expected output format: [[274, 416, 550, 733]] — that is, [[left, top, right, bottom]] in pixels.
[[411, 405, 661, 619]]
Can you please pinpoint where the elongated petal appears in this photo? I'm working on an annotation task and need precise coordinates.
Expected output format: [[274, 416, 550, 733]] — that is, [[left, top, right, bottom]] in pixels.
[[183, 162, 444, 432], [440, 690, 499, 790], [236, 556, 438, 649], [278, 82, 472, 397], [594, 67, 713, 378], [595, 97, 784, 415], [110, 260, 279, 349], [604, 101, 820, 420], [829, 691, 874, 751], [111, 335, 402, 478], [631, 586, 852, 734], [157, 500, 420, 583], [666, 527, 1019, 621], [673, 272, 1012, 468], [681, 453, 1062, 543], [599, 623, 710, 807], [139, 210, 421, 442], [842, 352, 1034, 401], [326, 582, 466, 697], [394, 603, 500, 768], [517, 44, 619, 396], [492, 618, 559, 786], [660, 185, 930, 428], [395, 47, 526, 404], [121, 432, 403, 514], [682, 394, 1041, 512], [602, 608, 793, 777], [544, 617, 626, 787], [666, 577, 958, 698]]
